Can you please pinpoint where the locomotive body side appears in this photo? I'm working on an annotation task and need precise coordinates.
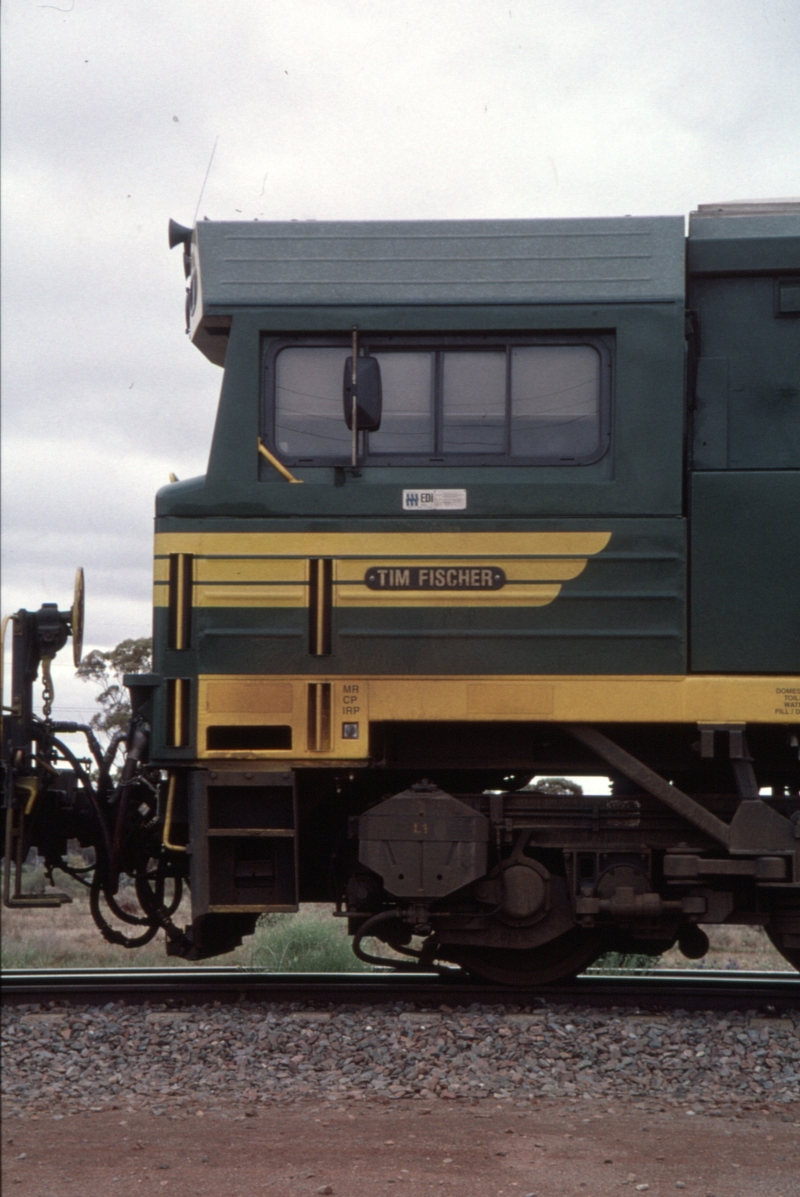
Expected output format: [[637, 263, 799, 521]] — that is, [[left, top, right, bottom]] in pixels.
[[3, 207, 797, 978], [142, 209, 799, 974]]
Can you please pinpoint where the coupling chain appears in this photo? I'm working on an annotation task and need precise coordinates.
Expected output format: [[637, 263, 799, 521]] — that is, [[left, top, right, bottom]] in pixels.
[[40, 656, 54, 722]]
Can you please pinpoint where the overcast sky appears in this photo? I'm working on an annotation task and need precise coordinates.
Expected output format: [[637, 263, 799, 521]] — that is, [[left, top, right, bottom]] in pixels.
[[2, 0, 798, 723]]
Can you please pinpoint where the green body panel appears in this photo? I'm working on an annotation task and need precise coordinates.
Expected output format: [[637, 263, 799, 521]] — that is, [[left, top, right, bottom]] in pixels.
[[159, 302, 685, 520], [687, 236, 800, 275], [154, 514, 685, 679], [686, 209, 800, 276], [686, 205, 800, 674], [689, 275, 800, 470], [690, 471, 800, 673]]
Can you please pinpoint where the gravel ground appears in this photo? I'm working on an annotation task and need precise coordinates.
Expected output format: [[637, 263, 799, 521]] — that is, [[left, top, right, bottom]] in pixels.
[[2, 1000, 799, 1119]]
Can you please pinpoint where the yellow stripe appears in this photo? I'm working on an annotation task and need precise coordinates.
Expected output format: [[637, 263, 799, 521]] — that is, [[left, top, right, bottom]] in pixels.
[[194, 584, 307, 608], [164, 579, 562, 611], [206, 680, 294, 714], [365, 675, 798, 724], [198, 677, 369, 761], [196, 673, 799, 765], [333, 556, 589, 608], [195, 558, 309, 582], [334, 584, 562, 607], [154, 557, 170, 608], [155, 536, 607, 609], [156, 531, 612, 557]]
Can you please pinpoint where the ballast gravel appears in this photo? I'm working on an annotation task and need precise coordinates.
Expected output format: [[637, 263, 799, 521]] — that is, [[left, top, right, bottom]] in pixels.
[[2, 1000, 799, 1120]]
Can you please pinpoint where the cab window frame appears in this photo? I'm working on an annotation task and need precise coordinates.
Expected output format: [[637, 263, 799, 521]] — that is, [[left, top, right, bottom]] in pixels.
[[261, 332, 613, 468]]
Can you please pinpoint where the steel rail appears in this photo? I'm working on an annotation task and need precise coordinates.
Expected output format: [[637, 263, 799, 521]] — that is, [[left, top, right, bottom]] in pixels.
[[2, 968, 798, 1011]]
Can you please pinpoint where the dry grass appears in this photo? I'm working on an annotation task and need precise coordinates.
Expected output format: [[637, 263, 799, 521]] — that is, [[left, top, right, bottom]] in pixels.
[[658, 922, 793, 971], [0, 865, 241, 968], [0, 871, 370, 970], [0, 883, 206, 969], [1, 868, 794, 971]]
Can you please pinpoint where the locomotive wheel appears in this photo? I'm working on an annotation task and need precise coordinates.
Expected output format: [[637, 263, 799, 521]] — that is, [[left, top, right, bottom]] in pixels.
[[438, 927, 608, 986], [766, 929, 800, 972]]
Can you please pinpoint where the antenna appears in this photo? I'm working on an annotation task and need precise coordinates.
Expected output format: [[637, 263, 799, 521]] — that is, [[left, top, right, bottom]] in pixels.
[[193, 136, 218, 226]]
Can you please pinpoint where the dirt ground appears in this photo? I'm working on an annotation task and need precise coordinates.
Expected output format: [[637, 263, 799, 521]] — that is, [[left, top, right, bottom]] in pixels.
[[3, 1098, 799, 1196]]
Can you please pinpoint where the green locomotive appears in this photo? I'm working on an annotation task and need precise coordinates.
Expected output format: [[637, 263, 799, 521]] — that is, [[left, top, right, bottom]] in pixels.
[[3, 201, 799, 982]]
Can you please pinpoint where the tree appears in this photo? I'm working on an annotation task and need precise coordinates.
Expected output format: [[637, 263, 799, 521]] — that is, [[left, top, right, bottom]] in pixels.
[[76, 638, 152, 735]]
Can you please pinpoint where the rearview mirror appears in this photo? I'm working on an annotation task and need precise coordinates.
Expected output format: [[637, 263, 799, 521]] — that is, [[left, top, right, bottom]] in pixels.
[[343, 355, 382, 431]]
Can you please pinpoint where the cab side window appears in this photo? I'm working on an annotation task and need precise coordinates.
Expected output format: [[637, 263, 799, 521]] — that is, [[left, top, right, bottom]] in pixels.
[[270, 337, 609, 465], [368, 352, 434, 454], [511, 346, 601, 460], [442, 352, 506, 453]]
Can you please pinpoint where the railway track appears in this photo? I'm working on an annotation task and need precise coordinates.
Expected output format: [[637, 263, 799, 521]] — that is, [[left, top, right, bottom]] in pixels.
[[2, 967, 798, 1011]]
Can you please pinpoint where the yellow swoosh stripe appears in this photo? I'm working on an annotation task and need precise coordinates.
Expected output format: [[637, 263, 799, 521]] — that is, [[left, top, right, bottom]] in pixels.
[[153, 531, 611, 608], [154, 531, 612, 557]]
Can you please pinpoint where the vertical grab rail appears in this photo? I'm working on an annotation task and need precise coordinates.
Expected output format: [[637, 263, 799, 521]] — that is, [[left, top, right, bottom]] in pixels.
[[351, 325, 359, 469], [308, 559, 332, 656]]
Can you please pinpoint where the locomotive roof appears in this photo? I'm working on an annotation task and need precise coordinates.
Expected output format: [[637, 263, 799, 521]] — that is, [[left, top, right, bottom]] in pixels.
[[191, 216, 686, 310]]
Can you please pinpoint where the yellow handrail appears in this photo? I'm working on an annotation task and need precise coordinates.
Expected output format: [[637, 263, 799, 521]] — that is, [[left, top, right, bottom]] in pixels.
[[162, 773, 187, 852], [257, 439, 304, 484]]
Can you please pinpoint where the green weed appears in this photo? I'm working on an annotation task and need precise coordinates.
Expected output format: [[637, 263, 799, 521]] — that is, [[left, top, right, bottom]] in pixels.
[[588, 950, 662, 972], [248, 911, 372, 972]]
